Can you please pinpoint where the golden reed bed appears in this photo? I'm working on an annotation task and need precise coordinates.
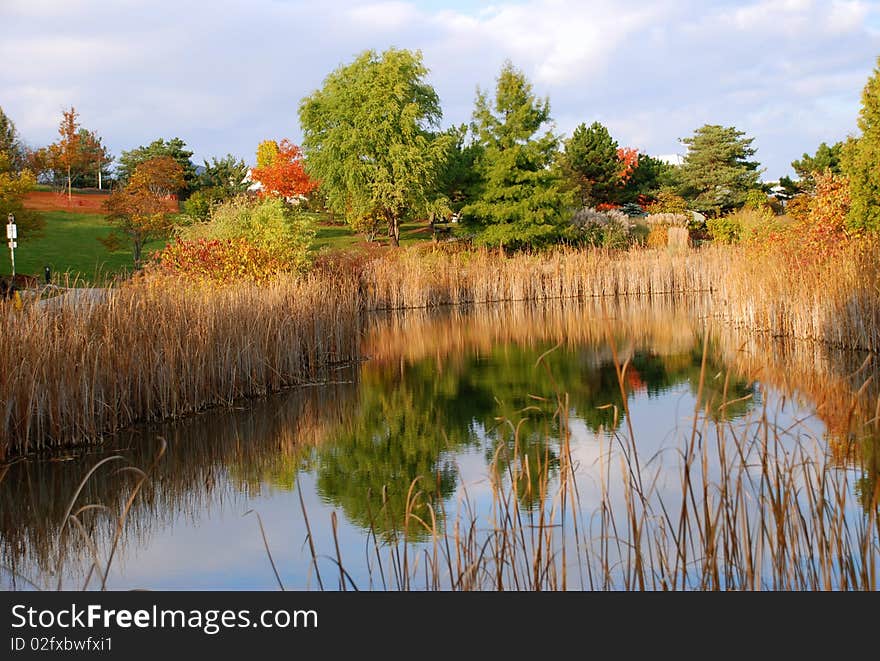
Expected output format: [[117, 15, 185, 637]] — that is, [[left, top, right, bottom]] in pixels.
[[2, 242, 879, 457]]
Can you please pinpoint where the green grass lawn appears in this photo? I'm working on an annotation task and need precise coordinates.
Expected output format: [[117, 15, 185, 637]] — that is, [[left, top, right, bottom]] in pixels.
[[5, 209, 437, 284], [6, 210, 165, 284], [311, 213, 434, 251]]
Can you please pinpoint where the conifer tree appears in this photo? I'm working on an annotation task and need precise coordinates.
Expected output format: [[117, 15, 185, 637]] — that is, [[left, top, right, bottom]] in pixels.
[[463, 61, 569, 248]]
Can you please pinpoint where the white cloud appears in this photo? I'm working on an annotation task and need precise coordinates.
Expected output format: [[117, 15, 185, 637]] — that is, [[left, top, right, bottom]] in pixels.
[[0, 0, 877, 177], [349, 1, 421, 30]]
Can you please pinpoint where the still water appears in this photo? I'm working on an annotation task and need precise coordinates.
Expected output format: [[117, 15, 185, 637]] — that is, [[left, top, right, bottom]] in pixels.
[[2, 298, 878, 589]]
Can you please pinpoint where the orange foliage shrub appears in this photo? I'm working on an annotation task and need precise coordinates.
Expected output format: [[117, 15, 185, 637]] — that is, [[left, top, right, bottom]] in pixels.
[[153, 238, 285, 284], [759, 172, 852, 269], [785, 194, 811, 223]]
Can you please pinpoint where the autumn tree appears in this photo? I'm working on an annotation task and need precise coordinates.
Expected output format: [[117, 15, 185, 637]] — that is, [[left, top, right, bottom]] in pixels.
[[45, 107, 88, 202], [103, 156, 184, 265], [462, 61, 569, 248], [249, 139, 318, 200], [117, 138, 198, 193], [0, 147, 42, 238], [38, 108, 111, 198], [842, 56, 880, 232], [678, 124, 763, 215], [299, 48, 449, 245]]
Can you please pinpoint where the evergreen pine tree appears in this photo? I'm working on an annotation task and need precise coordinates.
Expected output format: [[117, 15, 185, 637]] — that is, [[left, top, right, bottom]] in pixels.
[[462, 61, 569, 248]]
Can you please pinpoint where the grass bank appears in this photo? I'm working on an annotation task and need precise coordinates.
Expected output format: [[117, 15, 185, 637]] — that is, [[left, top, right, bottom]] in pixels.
[[7, 210, 164, 283]]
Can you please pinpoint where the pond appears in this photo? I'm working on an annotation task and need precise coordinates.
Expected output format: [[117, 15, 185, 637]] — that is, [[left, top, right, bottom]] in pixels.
[[2, 297, 879, 590]]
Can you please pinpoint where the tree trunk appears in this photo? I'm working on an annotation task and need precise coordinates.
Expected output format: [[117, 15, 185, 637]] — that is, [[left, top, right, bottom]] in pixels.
[[133, 238, 142, 266], [67, 165, 72, 204], [389, 216, 400, 247], [98, 164, 102, 191]]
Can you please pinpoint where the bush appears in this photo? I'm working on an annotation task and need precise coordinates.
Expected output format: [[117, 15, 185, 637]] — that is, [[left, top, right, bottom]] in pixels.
[[181, 187, 229, 222], [178, 196, 315, 273], [743, 189, 773, 212], [566, 207, 635, 249], [707, 215, 740, 243], [708, 207, 782, 244], [153, 238, 286, 284], [619, 202, 646, 217], [646, 225, 668, 248], [645, 191, 689, 215], [786, 194, 811, 222]]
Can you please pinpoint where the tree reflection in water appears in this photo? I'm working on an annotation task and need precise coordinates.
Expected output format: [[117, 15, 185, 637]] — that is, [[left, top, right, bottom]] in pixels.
[[3, 297, 878, 588]]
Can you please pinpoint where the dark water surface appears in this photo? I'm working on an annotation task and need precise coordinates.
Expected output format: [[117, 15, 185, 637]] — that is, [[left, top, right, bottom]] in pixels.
[[2, 298, 878, 589]]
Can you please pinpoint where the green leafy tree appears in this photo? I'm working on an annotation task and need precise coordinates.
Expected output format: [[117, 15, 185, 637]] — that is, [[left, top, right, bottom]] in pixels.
[[842, 57, 880, 232], [299, 48, 449, 246], [117, 138, 198, 193], [791, 141, 843, 192], [462, 61, 569, 248], [562, 121, 622, 207], [776, 175, 802, 202], [678, 124, 763, 215]]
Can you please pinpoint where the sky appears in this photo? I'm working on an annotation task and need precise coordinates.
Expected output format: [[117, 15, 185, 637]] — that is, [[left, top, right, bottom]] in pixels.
[[1, 0, 879, 180]]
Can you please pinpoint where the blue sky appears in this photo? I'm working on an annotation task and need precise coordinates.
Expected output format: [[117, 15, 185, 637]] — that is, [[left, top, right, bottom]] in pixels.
[[1, 0, 879, 179]]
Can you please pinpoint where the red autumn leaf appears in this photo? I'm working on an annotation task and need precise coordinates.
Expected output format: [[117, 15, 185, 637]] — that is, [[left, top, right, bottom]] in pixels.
[[250, 139, 318, 200]]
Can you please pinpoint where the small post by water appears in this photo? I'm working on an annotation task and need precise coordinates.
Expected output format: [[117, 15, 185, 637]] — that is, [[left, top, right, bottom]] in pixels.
[[6, 213, 16, 278]]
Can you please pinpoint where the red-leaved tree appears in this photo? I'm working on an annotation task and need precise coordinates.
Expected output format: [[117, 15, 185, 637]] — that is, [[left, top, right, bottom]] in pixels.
[[617, 147, 639, 185], [250, 139, 318, 200]]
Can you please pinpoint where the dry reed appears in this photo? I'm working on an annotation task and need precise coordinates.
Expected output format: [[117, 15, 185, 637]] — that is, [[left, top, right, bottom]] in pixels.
[[4, 239, 880, 457], [1, 274, 360, 458]]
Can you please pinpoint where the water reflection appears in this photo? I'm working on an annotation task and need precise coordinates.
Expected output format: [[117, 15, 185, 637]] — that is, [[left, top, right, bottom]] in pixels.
[[2, 297, 879, 589]]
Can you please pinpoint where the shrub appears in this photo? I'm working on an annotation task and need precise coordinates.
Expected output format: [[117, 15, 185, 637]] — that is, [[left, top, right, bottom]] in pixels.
[[786, 194, 811, 222], [810, 171, 850, 235], [181, 187, 229, 222], [645, 191, 689, 215], [706, 215, 740, 243], [619, 202, 647, 217], [566, 207, 635, 249], [743, 189, 772, 212], [350, 213, 383, 243], [154, 237, 286, 284], [178, 196, 315, 273], [646, 225, 668, 248], [709, 207, 785, 245]]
